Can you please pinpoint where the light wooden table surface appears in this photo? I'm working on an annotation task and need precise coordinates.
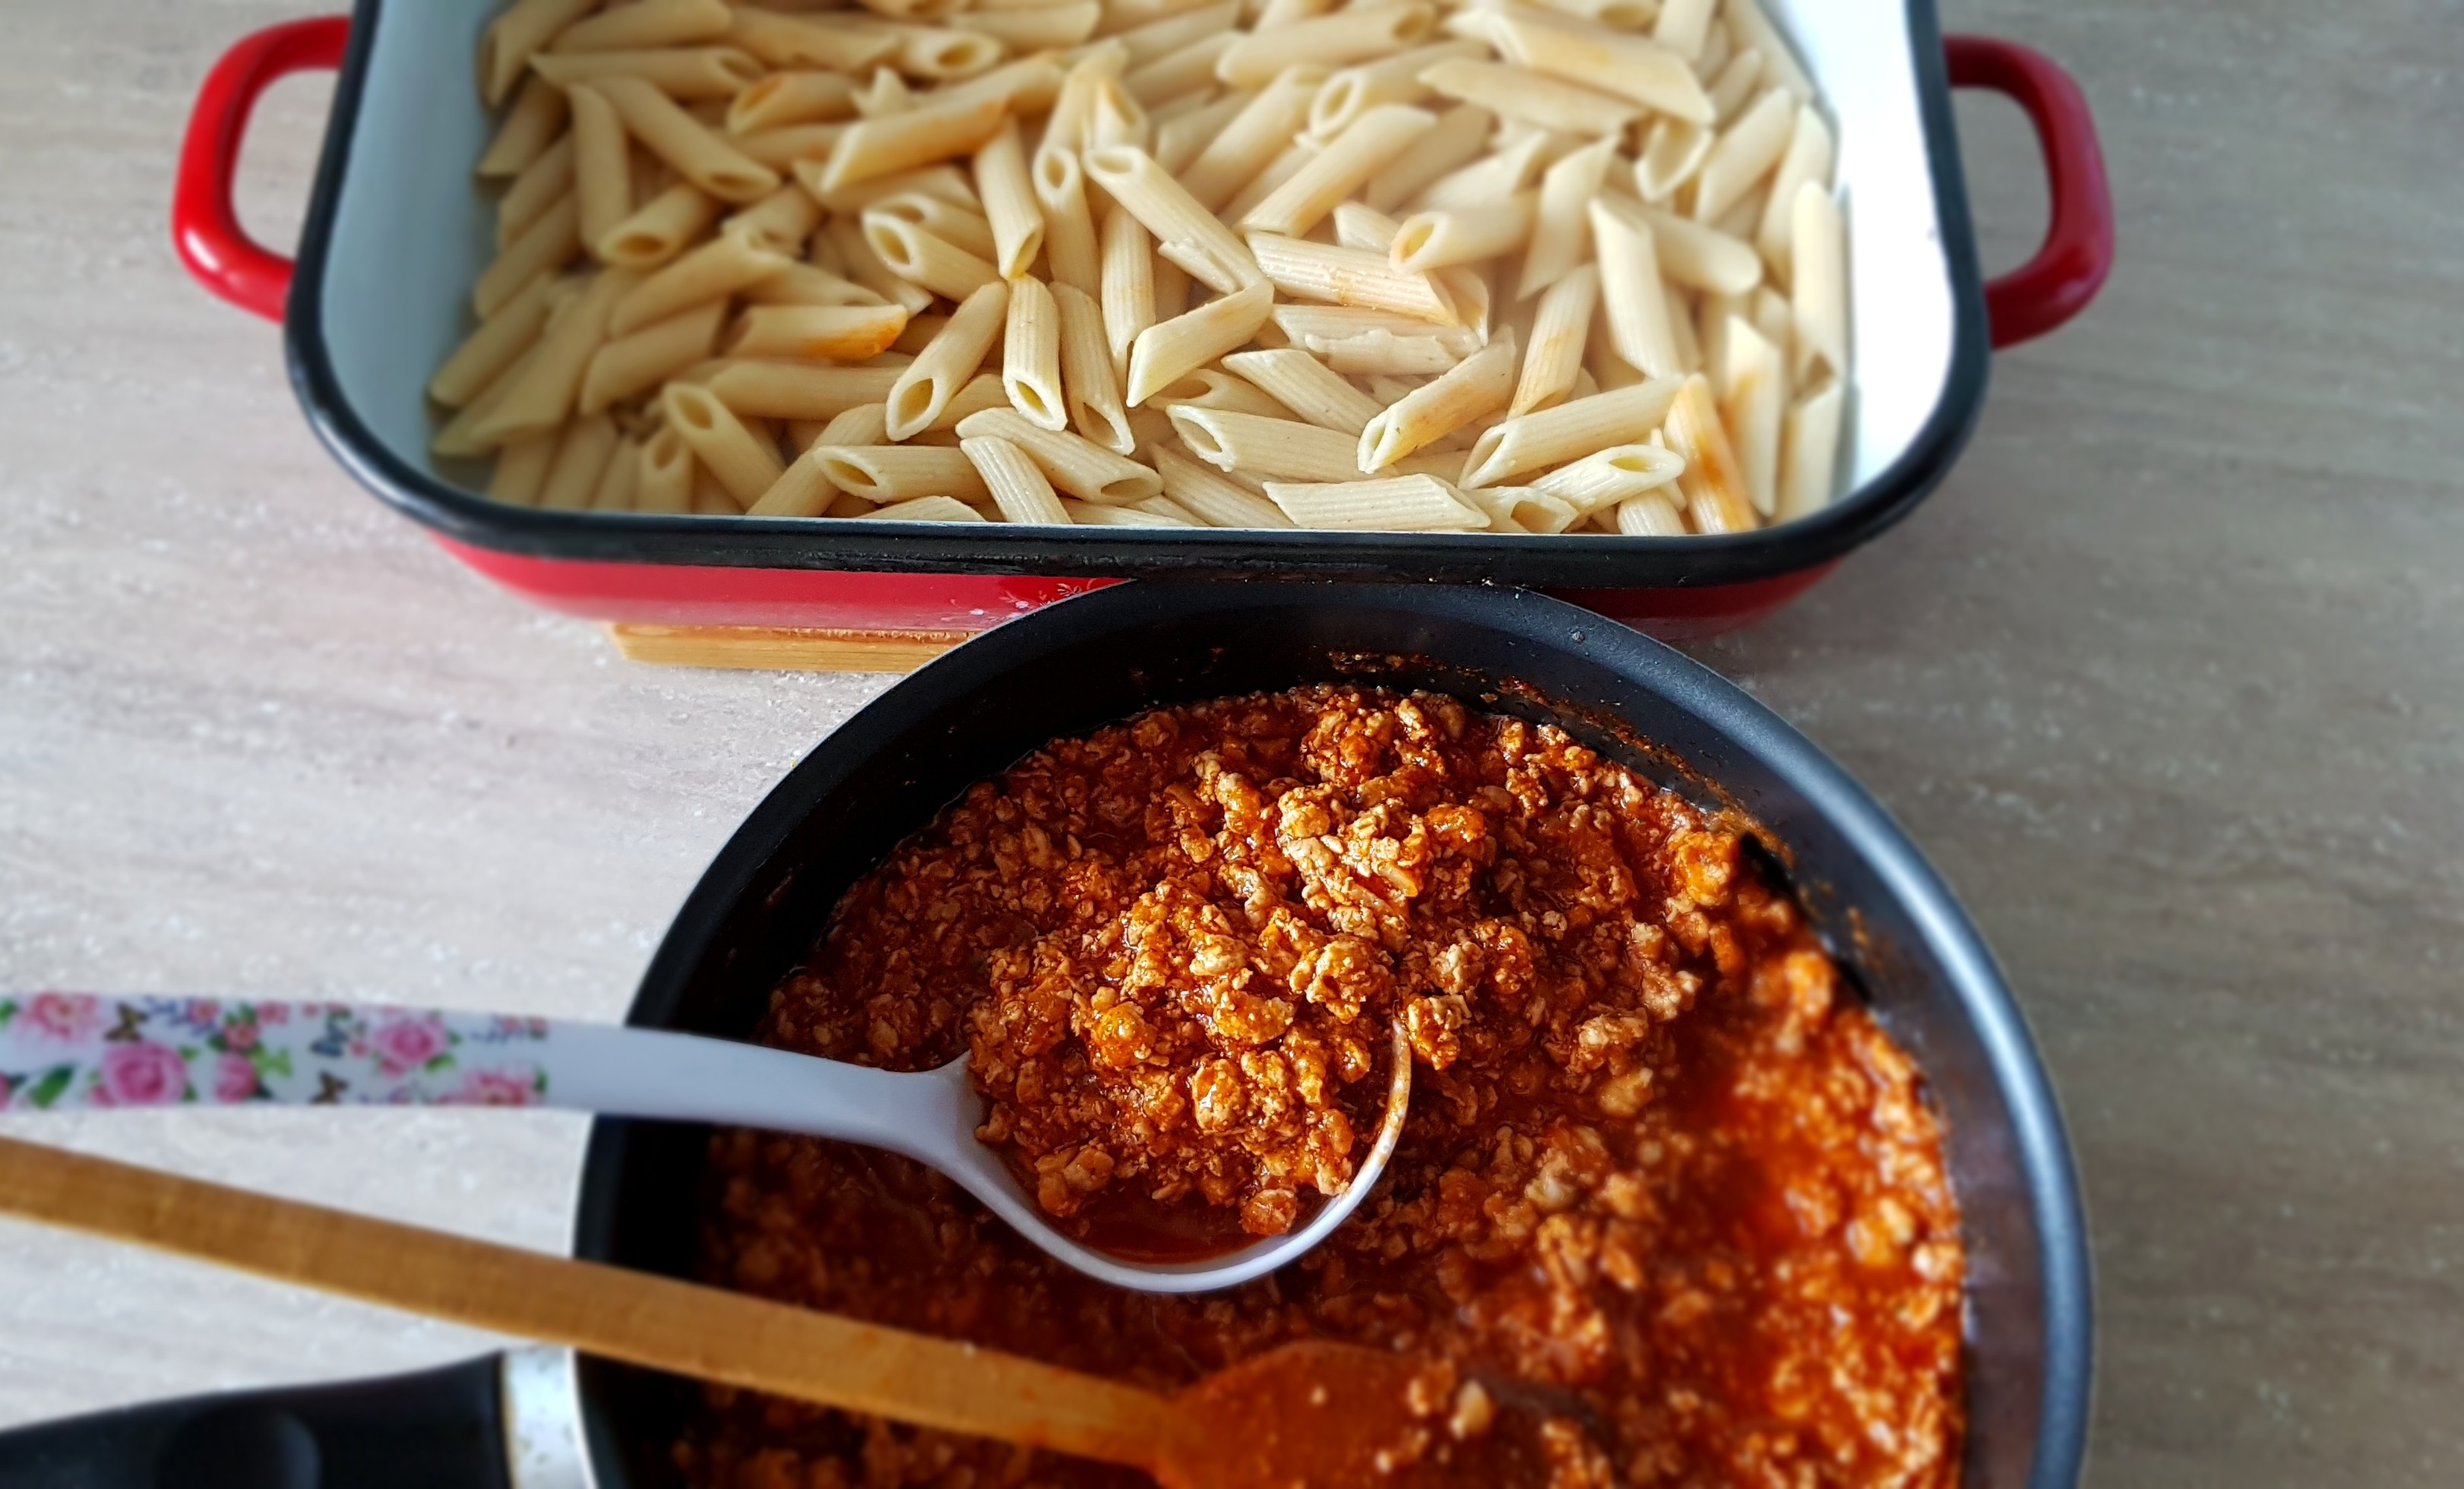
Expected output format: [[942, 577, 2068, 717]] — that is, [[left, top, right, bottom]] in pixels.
[[2, 1, 2459, 1482]]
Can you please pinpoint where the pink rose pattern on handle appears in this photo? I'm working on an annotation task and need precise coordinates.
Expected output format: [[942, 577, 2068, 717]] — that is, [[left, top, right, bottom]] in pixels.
[[0, 994, 551, 1110]]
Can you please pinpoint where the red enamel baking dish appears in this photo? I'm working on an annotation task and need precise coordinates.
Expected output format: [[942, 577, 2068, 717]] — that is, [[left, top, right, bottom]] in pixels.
[[176, 2, 2111, 640]]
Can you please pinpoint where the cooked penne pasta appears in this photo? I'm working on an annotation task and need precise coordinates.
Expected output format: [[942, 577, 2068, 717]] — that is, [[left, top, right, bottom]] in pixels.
[[1719, 313, 1784, 514], [1791, 180, 1846, 378], [1001, 274, 1068, 430], [1151, 367, 1289, 419], [722, 7, 899, 72], [1175, 65, 1327, 211], [818, 93, 1007, 193], [1244, 235, 1456, 323], [962, 434, 1075, 523], [1461, 377, 1681, 487], [553, 0, 730, 54], [1125, 32, 1238, 107], [479, 76, 570, 179], [1486, 12, 1711, 123], [1509, 262, 1596, 416], [1515, 137, 1615, 301], [481, 0, 597, 106], [807, 444, 992, 503], [1153, 445, 1295, 526], [1052, 282, 1137, 453], [881, 280, 1009, 438], [590, 75, 779, 202], [487, 429, 558, 504], [1221, 348, 1383, 435], [719, 185, 823, 256], [864, 494, 991, 521], [1635, 116, 1713, 204], [431, 271, 559, 408], [709, 360, 907, 419], [1589, 198, 1683, 378], [1308, 40, 1481, 138], [632, 425, 696, 513], [1219, 139, 1320, 229], [611, 234, 788, 335], [1662, 372, 1755, 531], [1169, 405, 1362, 481], [1530, 442, 1687, 513], [1153, 89, 1253, 175], [591, 432, 642, 511], [1363, 102, 1494, 213], [1216, 2, 1432, 87], [970, 122, 1045, 280], [498, 134, 575, 248], [1413, 131, 1548, 213], [1418, 58, 1639, 137], [1312, 330, 1461, 375], [663, 381, 785, 504], [1390, 189, 1536, 274], [967, 1, 1102, 51], [726, 303, 909, 362], [1615, 490, 1688, 536], [1238, 104, 1435, 238], [1332, 202, 1401, 254], [598, 182, 720, 267], [536, 413, 622, 511], [476, 194, 580, 318], [565, 84, 634, 253], [1706, 47, 1763, 125], [955, 407, 1165, 501], [1652, 0, 1716, 58], [1126, 280, 1275, 405], [1099, 206, 1157, 377], [1062, 498, 1194, 526], [741, 262, 890, 309], [1358, 335, 1517, 469], [1030, 144, 1103, 295], [1776, 376, 1842, 522], [1263, 473, 1487, 529], [473, 267, 644, 445], [726, 69, 859, 135], [826, 217, 939, 315], [1082, 146, 1262, 295], [530, 46, 769, 101], [1725, 0, 1814, 102], [585, 299, 729, 413], [1691, 87, 1793, 224], [1757, 104, 1834, 282]]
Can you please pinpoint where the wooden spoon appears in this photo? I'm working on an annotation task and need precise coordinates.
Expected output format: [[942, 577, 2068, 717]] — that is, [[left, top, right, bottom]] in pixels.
[[0, 1135, 1474, 1488]]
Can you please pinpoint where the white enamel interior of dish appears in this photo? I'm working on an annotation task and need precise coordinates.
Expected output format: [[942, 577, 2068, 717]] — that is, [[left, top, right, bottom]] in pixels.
[[319, 0, 1955, 505]]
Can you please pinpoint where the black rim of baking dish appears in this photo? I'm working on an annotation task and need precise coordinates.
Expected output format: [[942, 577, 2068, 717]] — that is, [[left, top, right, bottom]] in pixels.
[[574, 581, 2090, 1487], [286, 0, 1991, 592]]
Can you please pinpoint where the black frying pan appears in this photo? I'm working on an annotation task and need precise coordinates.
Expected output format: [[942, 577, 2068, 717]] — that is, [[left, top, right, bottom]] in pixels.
[[0, 583, 2092, 1488]]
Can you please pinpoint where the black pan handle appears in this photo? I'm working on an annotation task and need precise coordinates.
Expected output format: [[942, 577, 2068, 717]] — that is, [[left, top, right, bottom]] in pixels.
[[0, 1354, 510, 1489]]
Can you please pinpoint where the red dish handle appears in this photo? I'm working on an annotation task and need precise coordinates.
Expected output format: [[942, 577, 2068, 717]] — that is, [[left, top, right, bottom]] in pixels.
[[173, 14, 352, 323], [1944, 34, 2114, 349]]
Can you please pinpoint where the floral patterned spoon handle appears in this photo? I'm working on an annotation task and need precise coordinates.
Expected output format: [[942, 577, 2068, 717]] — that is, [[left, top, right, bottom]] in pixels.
[[0, 992, 1414, 1296]]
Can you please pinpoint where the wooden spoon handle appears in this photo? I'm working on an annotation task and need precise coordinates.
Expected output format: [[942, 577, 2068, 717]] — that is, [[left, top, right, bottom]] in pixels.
[[0, 1134, 1188, 1472]]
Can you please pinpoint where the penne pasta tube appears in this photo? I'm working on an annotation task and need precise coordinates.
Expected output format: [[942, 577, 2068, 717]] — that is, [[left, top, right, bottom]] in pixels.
[[1219, 139, 1318, 229], [498, 134, 575, 249], [1357, 334, 1517, 470], [488, 429, 558, 504], [664, 381, 786, 504], [592, 432, 642, 511], [739, 262, 890, 308], [725, 8, 901, 72], [1053, 282, 1136, 453], [1151, 255, 1191, 324], [430, 272, 558, 407], [868, 25, 1006, 83], [827, 217, 938, 315], [473, 267, 644, 444], [590, 75, 779, 203], [1653, 0, 1716, 59], [1168, 405, 1362, 481], [1245, 234, 1456, 323], [1274, 300, 1482, 346], [1724, 0, 1814, 103], [1460, 376, 1681, 487], [583, 298, 728, 413], [481, 0, 597, 106], [1221, 348, 1383, 435], [1332, 202, 1400, 253], [1526, 0, 1656, 25], [1114, 0, 1240, 68], [914, 52, 1067, 116], [865, 494, 991, 521], [730, 123, 849, 169], [1791, 180, 1846, 378], [529, 47, 768, 102], [1030, 145, 1103, 295], [887, 280, 1010, 438], [539, 413, 622, 511], [1150, 367, 1289, 419], [479, 77, 569, 179], [719, 185, 823, 255], [612, 234, 788, 335], [1216, 2, 1434, 87], [1662, 372, 1756, 532], [863, 217, 1003, 299], [708, 360, 906, 419], [1312, 327, 1463, 373], [1757, 105, 1835, 283], [1486, 13, 1711, 123], [1706, 46, 1763, 125], [806, 445, 992, 503], [955, 407, 1164, 501], [821, 403, 893, 449], [1099, 207, 1156, 378], [1390, 189, 1536, 273], [1618, 200, 1765, 296], [1516, 136, 1614, 301], [1153, 446, 1295, 527], [691, 468, 745, 514], [1635, 116, 1713, 204], [726, 302, 909, 361], [1590, 198, 1683, 378], [1262, 473, 1487, 530], [1063, 498, 1194, 526], [1124, 31, 1238, 106], [817, 93, 1006, 193], [1099, 0, 1223, 33], [1039, 44, 1128, 156], [1176, 65, 1327, 212], [961, 434, 1075, 523], [1696, 12, 1734, 76], [800, 161, 981, 215], [971, 122, 1045, 280], [891, 314, 949, 355], [1132, 492, 1207, 524], [1417, 58, 1639, 137], [726, 69, 859, 135], [1529, 442, 1687, 514], [553, 0, 732, 54], [966, 1, 1103, 51], [1002, 275, 1068, 430], [1362, 101, 1491, 213], [1239, 104, 1434, 239], [1615, 490, 1688, 536], [434, 338, 540, 459], [745, 447, 841, 517], [1413, 131, 1548, 213], [1776, 377, 1843, 522], [1719, 314, 1785, 516], [926, 372, 1012, 432], [634, 425, 696, 513], [566, 84, 634, 252], [476, 194, 581, 318], [1082, 146, 1262, 296], [863, 191, 998, 260], [1086, 77, 1151, 150], [1307, 40, 1482, 138], [1125, 280, 1274, 405], [1153, 90, 1253, 175], [1691, 87, 1793, 225], [1509, 261, 1596, 416], [598, 182, 721, 267]]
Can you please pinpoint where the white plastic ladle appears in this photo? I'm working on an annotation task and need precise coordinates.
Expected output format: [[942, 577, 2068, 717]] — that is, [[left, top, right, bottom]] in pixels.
[[0, 992, 1409, 1293]]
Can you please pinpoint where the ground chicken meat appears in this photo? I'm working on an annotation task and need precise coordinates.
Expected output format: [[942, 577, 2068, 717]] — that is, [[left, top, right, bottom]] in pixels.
[[678, 686, 1966, 1488]]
